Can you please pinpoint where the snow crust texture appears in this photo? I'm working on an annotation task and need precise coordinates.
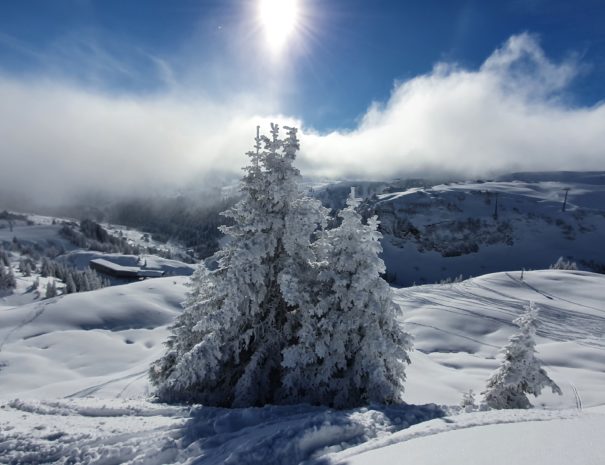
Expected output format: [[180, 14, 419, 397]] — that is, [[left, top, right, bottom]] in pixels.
[[0, 399, 443, 465]]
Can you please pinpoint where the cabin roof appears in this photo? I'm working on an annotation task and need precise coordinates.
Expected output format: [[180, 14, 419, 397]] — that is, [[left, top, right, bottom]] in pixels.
[[90, 258, 165, 279], [90, 258, 140, 273]]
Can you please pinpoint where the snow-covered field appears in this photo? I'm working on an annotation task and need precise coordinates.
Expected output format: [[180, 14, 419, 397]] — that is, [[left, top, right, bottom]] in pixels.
[[1, 269, 603, 464]]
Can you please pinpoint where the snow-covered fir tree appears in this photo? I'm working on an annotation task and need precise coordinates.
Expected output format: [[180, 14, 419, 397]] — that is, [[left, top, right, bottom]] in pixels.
[[483, 302, 562, 409], [460, 389, 477, 411], [45, 280, 58, 299], [0, 248, 10, 266], [19, 258, 32, 277], [281, 190, 412, 407], [150, 124, 328, 406], [65, 273, 77, 294], [0, 262, 17, 290]]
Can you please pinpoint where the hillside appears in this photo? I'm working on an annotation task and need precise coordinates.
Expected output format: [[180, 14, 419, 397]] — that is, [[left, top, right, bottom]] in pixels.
[[1, 270, 604, 464], [364, 174, 605, 285]]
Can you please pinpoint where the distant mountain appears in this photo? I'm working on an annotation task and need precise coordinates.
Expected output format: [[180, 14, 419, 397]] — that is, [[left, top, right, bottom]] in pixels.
[[356, 172, 605, 286]]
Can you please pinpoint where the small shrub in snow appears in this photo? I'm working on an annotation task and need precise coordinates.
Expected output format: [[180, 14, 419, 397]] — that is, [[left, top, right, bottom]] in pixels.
[[550, 257, 578, 270], [482, 302, 562, 409]]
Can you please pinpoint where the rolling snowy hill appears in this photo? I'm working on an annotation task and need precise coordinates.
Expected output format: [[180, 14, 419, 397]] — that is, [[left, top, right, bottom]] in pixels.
[[1, 270, 604, 464]]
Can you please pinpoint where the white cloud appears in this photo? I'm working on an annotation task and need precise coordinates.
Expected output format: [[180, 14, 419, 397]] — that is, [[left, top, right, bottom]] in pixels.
[[300, 33, 605, 179], [0, 79, 293, 202], [0, 33, 604, 204]]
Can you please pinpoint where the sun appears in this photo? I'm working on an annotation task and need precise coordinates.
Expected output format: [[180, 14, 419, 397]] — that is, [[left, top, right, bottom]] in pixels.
[[258, 0, 299, 53]]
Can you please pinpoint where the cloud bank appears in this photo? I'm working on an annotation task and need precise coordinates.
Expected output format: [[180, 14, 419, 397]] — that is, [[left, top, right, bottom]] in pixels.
[[301, 33, 605, 178], [1, 33, 604, 204]]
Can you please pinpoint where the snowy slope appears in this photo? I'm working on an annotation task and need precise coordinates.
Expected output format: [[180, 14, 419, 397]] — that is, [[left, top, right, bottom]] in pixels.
[[1, 270, 604, 464], [399, 270, 605, 408], [0, 221, 77, 253], [329, 406, 605, 465], [371, 175, 605, 285], [0, 276, 188, 400]]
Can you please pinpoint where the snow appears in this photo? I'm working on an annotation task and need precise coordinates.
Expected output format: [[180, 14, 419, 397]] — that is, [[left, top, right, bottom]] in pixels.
[[60, 251, 195, 277], [399, 271, 605, 409], [1, 268, 604, 464], [329, 407, 605, 465], [0, 223, 76, 252], [0, 277, 187, 400], [103, 222, 191, 261], [90, 258, 141, 273], [376, 176, 605, 285]]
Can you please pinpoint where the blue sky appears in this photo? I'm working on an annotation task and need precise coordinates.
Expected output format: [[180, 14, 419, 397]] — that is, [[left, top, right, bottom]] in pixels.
[[1, 1, 605, 201], [1, 0, 604, 130]]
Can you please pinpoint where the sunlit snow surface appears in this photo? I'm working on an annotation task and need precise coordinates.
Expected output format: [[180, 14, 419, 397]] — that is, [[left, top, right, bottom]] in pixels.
[[1, 271, 604, 464]]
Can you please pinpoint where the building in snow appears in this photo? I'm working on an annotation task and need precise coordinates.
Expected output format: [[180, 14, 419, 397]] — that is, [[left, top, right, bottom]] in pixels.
[[89, 258, 165, 280]]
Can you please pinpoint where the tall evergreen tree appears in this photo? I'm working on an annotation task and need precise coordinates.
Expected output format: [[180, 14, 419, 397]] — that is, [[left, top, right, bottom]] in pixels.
[[150, 124, 328, 406], [483, 302, 562, 409], [282, 190, 412, 407]]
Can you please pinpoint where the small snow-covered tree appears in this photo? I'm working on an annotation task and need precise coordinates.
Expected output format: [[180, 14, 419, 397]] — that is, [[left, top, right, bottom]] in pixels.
[[150, 124, 328, 406], [45, 280, 57, 299], [550, 257, 578, 270], [483, 302, 562, 409], [0, 263, 17, 290], [0, 248, 10, 266], [281, 190, 412, 407], [460, 389, 477, 411], [19, 258, 32, 277], [40, 257, 54, 277], [65, 273, 77, 294]]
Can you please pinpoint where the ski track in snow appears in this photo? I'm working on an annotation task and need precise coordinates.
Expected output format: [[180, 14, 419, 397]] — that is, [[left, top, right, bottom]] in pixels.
[[64, 370, 150, 399], [400, 274, 605, 352], [569, 383, 583, 412], [0, 301, 51, 353], [405, 322, 501, 349], [505, 272, 605, 314], [0, 401, 593, 465]]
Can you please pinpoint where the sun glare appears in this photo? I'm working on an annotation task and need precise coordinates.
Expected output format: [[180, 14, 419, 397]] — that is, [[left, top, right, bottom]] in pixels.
[[258, 0, 299, 53]]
